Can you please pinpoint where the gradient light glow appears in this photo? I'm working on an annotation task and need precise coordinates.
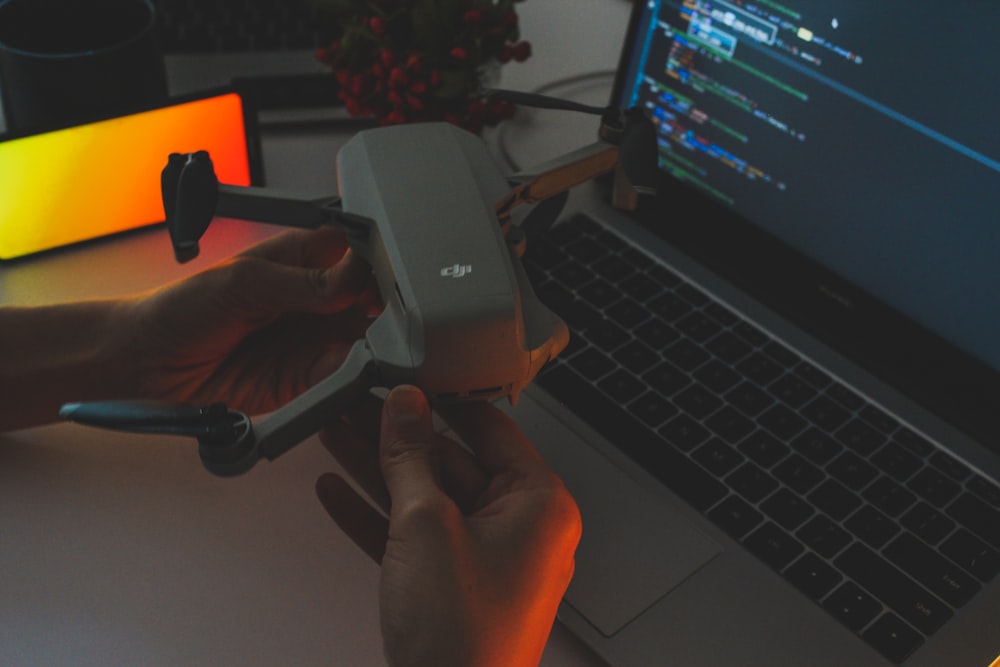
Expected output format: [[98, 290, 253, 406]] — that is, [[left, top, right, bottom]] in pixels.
[[0, 92, 251, 260]]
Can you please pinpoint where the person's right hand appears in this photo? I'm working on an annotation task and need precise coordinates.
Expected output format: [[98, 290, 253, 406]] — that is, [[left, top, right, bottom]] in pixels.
[[316, 386, 582, 667]]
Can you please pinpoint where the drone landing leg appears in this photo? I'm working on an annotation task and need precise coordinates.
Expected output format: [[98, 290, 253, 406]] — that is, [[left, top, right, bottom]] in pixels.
[[198, 339, 379, 476]]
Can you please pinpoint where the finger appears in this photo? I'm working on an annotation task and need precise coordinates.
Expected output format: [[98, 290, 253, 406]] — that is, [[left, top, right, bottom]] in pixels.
[[379, 386, 447, 513], [437, 436, 490, 512], [238, 227, 349, 268], [438, 401, 546, 476], [316, 473, 388, 563]]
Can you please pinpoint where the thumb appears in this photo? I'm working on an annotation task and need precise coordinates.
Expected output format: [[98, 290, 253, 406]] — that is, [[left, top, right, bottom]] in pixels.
[[379, 386, 443, 511]]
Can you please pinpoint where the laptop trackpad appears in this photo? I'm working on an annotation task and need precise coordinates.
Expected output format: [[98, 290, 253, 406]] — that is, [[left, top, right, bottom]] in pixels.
[[504, 394, 722, 637]]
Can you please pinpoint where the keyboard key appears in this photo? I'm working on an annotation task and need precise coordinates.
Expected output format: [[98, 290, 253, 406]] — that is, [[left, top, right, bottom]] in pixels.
[[845, 506, 900, 549], [794, 361, 832, 389], [761, 488, 814, 531], [704, 302, 739, 327], [648, 264, 682, 287], [675, 311, 721, 342], [569, 348, 616, 381], [946, 492, 1000, 549], [648, 291, 692, 321], [727, 462, 779, 503], [663, 338, 711, 372], [693, 359, 742, 394], [835, 418, 886, 456], [621, 247, 655, 270], [693, 438, 745, 476], [606, 297, 650, 328], [827, 451, 879, 491], [552, 259, 595, 288], [634, 317, 681, 350], [808, 479, 862, 521], [762, 340, 798, 367], [940, 529, 1000, 582], [725, 381, 775, 417], [901, 502, 956, 545], [676, 282, 710, 306], [613, 339, 658, 373], [835, 542, 952, 635], [593, 255, 635, 283], [885, 533, 980, 608], [619, 272, 661, 302], [823, 581, 882, 632], [593, 227, 628, 250], [862, 613, 924, 663], [773, 454, 824, 495], [860, 404, 899, 434], [705, 331, 753, 364], [744, 522, 804, 570], [758, 404, 808, 440], [968, 475, 1000, 508], [659, 414, 711, 452], [799, 395, 851, 432], [536, 365, 728, 511], [738, 429, 789, 468], [870, 442, 922, 482], [769, 373, 817, 409], [628, 391, 678, 428], [827, 382, 866, 411], [705, 406, 756, 444], [791, 428, 843, 466], [734, 321, 769, 347], [894, 428, 934, 457], [736, 352, 784, 386], [785, 552, 841, 600], [674, 383, 723, 420], [929, 450, 971, 482], [863, 476, 917, 517], [643, 361, 690, 396], [585, 318, 629, 351], [797, 514, 852, 559], [907, 467, 961, 507], [597, 369, 646, 404], [578, 279, 621, 308], [566, 237, 608, 263]]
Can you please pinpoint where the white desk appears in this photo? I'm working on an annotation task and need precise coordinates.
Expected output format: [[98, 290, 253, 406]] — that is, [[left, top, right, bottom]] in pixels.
[[0, 2, 629, 665]]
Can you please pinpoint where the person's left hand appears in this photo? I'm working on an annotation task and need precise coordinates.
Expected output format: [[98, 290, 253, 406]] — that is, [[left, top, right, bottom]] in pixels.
[[118, 227, 377, 414]]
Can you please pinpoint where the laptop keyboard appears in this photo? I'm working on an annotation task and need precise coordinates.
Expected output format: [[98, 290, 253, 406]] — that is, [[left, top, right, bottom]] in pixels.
[[527, 214, 1000, 664], [154, 0, 337, 53]]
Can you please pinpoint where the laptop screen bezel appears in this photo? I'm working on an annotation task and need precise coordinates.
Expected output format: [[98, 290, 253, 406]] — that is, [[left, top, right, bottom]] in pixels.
[[606, 3, 1000, 453]]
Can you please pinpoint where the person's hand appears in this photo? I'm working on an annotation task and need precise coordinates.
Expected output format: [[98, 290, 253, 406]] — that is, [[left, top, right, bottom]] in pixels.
[[119, 227, 376, 414], [316, 386, 582, 667]]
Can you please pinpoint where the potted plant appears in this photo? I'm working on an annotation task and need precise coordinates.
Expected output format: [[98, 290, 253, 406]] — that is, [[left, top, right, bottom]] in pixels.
[[313, 0, 531, 132]]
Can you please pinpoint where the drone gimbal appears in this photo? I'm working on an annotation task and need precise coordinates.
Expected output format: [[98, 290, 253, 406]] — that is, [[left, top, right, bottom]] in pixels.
[[61, 98, 657, 476]]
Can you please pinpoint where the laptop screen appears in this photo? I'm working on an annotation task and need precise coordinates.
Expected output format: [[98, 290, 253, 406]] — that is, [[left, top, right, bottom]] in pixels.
[[616, 1, 1000, 374]]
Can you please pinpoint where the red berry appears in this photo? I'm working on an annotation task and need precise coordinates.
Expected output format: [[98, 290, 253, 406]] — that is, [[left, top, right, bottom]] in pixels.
[[450, 47, 469, 62], [511, 41, 532, 62], [369, 16, 387, 35]]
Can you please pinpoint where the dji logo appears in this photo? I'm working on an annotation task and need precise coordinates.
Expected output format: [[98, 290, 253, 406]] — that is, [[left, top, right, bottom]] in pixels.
[[441, 264, 472, 278]]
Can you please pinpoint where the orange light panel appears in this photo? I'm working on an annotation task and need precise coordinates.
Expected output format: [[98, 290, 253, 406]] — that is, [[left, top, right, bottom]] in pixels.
[[0, 92, 251, 260]]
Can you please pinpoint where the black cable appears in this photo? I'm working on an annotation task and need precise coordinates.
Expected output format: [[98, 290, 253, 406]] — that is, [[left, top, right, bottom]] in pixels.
[[494, 69, 617, 172]]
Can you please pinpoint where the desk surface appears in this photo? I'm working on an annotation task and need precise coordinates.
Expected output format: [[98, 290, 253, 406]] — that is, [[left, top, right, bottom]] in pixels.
[[0, 2, 629, 665]]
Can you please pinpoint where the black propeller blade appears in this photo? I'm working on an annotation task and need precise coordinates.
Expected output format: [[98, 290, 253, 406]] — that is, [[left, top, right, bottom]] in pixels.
[[59, 400, 244, 439], [162, 151, 219, 263]]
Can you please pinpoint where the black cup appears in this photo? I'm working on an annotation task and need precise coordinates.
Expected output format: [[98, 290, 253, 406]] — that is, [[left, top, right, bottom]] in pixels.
[[0, 0, 168, 134]]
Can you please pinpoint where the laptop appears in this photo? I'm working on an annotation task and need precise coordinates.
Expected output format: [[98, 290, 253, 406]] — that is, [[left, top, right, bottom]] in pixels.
[[506, 2, 1000, 665]]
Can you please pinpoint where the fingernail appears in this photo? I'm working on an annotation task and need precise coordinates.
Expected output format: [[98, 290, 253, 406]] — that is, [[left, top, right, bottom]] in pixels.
[[387, 385, 428, 425]]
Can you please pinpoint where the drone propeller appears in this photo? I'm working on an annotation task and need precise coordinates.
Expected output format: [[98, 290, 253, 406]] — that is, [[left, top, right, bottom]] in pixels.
[[59, 400, 248, 440], [162, 151, 219, 263]]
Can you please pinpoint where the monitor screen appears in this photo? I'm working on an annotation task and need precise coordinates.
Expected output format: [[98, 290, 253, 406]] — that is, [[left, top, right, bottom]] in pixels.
[[618, 1, 1000, 372]]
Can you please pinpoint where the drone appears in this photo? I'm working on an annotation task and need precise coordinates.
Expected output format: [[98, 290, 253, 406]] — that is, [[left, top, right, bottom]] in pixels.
[[60, 90, 658, 476]]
